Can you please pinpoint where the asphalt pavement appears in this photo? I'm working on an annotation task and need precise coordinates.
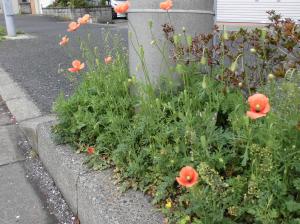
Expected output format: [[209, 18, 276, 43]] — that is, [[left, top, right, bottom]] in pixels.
[[0, 15, 128, 113]]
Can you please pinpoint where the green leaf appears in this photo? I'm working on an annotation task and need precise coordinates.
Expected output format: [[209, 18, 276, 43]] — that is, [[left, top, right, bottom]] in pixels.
[[293, 178, 300, 191], [286, 200, 300, 212]]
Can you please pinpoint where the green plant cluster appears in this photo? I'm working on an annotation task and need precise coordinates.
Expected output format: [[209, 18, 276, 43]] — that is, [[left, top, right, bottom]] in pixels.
[[0, 26, 6, 41], [54, 19, 300, 224]]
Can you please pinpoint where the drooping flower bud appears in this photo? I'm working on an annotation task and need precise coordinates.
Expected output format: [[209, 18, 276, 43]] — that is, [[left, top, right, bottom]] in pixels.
[[230, 60, 238, 72], [200, 56, 207, 65], [268, 73, 275, 80]]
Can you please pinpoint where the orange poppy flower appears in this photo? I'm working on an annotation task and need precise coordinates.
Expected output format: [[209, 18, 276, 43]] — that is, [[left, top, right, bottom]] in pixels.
[[59, 35, 69, 46], [104, 56, 112, 64], [160, 0, 173, 11], [114, 1, 130, 14], [176, 166, 198, 188], [87, 147, 95, 155], [78, 14, 90, 25], [68, 60, 85, 73], [246, 93, 270, 119], [67, 22, 80, 32]]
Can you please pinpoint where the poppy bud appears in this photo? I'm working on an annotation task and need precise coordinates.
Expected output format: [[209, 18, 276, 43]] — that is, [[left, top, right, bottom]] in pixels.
[[186, 35, 193, 47], [128, 78, 132, 84], [261, 28, 267, 39], [268, 73, 275, 80], [230, 60, 238, 72], [230, 54, 242, 72], [132, 75, 136, 82], [95, 59, 100, 66], [250, 48, 256, 53], [223, 31, 229, 40], [202, 77, 207, 89], [182, 26, 186, 32], [173, 35, 180, 46], [200, 56, 207, 65]]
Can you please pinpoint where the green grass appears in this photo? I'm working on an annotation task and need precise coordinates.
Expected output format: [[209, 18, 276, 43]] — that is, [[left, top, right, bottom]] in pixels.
[[0, 26, 6, 41]]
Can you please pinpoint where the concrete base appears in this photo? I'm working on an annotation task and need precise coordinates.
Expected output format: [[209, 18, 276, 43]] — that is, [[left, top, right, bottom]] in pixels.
[[4, 34, 36, 40]]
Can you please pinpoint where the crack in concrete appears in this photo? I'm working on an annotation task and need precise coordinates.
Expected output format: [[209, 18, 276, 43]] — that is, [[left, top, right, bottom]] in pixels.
[[0, 159, 26, 168]]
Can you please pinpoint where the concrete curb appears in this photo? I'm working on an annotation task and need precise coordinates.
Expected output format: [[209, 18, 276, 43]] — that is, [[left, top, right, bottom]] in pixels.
[[0, 67, 164, 223], [36, 121, 164, 224], [0, 67, 42, 122]]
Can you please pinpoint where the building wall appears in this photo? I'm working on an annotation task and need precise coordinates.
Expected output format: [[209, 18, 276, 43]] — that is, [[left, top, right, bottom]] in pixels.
[[217, 0, 300, 23], [0, 0, 21, 14], [40, 0, 54, 8], [12, 0, 20, 14]]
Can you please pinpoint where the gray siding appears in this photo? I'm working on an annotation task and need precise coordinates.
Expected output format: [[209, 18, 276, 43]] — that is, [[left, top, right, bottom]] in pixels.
[[217, 0, 300, 23]]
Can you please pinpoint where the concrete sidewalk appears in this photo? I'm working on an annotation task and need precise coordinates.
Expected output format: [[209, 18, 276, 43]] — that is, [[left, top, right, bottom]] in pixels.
[[0, 97, 57, 224]]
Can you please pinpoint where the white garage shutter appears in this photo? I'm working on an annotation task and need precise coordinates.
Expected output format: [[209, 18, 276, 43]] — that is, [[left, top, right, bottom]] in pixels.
[[217, 0, 300, 23]]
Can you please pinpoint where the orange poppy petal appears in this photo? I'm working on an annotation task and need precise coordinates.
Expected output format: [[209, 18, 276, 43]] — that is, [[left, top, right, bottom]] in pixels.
[[177, 166, 199, 187], [176, 177, 186, 185], [248, 93, 268, 109], [246, 111, 267, 120], [72, 60, 81, 68], [160, 0, 173, 10], [176, 177, 197, 188], [114, 1, 129, 14], [68, 67, 78, 73], [79, 63, 85, 70], [179, 166, 194, 177], [261, 102, 270, 114]]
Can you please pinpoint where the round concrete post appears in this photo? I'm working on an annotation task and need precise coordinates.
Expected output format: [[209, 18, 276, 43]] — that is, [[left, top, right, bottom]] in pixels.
[[128, 0, 215, 85], [2, 0, 16, 37]]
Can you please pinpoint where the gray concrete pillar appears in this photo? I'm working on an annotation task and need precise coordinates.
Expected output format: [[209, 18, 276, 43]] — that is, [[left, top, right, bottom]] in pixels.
[[128, 0, 215, 85]]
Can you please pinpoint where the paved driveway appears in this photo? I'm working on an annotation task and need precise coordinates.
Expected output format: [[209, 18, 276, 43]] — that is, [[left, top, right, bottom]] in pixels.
[[0, 15, 128, 113]]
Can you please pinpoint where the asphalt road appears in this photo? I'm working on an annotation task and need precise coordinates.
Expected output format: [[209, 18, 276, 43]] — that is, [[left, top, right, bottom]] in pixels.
[[0, 15, 128, 113]]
